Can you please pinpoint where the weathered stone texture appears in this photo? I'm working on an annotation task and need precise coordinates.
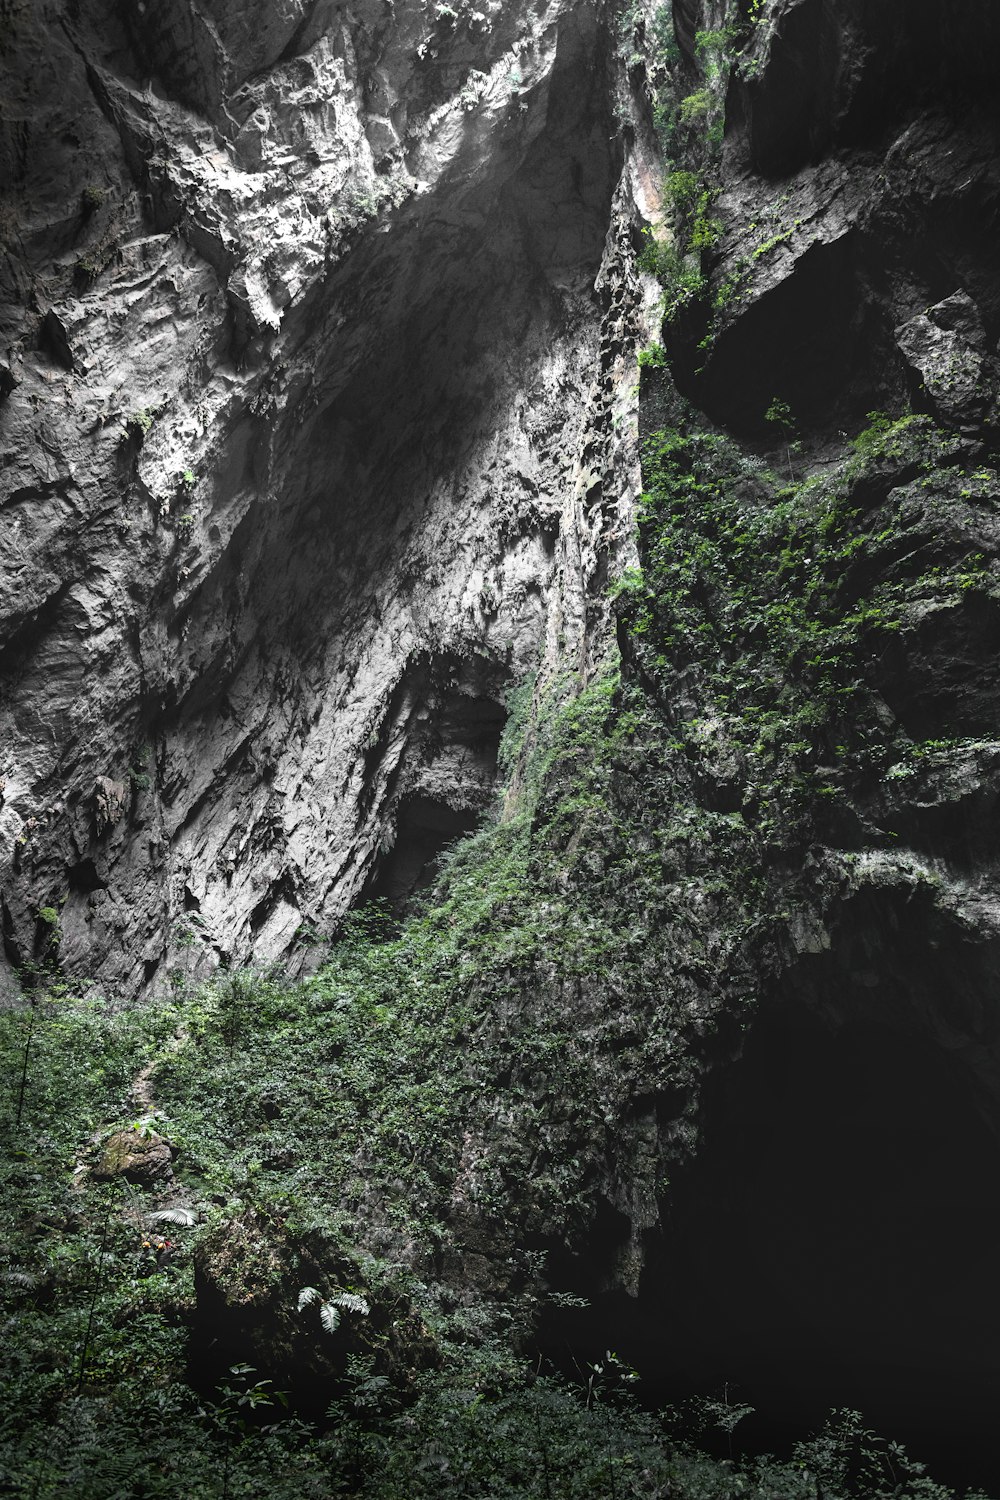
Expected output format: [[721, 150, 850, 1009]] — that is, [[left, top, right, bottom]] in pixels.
[[0, 0, 654, 995]]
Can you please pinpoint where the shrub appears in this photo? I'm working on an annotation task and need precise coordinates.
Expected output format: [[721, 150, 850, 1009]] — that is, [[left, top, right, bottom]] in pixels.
[[638, 342, 666, 369]]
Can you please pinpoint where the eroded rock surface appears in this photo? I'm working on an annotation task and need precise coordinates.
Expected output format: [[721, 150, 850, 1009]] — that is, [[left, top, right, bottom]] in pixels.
[[525, 0, 1000, 1478], [0, 0, 656, 996]]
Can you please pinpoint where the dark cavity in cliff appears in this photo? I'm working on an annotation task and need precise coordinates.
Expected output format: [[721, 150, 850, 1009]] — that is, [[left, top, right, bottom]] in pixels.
[[542, 882, 1000, 1492]]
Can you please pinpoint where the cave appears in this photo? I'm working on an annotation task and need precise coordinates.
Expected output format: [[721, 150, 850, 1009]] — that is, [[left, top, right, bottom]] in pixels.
[[7, 0, 1000, 1492], [654, 1012, 1000, 1486], [541, 894, 1000, 1493], [871, 592, 1000, 742], [681, 232, 903, 436], [734, 0, 1000, 180], [366, 792, 483, 911], [360, 656, 510, 911]]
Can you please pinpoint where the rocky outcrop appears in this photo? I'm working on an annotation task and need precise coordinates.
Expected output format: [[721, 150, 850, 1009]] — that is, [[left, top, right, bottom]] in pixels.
[[656, 0, 1000, 438], [0, 0, 658, 997], [92, 1123, 175, 1185]]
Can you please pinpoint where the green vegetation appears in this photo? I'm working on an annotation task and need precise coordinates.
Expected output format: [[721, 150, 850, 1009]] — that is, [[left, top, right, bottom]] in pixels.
[[637, 340, 666, 369], [763, 395, 797, 479], [678, 88, 712, 124], [2, 876, 987, 1496], [637, 169, 723, 317], [637, 228, 707, 318], [0, 668, 712, 1494], [128, 744, 153, 792], [618, 411, 998, 841], [122, 406, 158, 447], [638, 93, 731, 321], [620, 3, 679, 96], [694, 24, 741, 73], [634, 4, 794, 356], [3, 396, 994, 1495], [664, 170, 723, 252], [629, 0, 752, 313], [73, 255, 98, 289]]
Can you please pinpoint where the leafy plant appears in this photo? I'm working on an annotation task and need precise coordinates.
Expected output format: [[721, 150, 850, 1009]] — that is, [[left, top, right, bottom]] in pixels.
[[298, 1284, 370, 1334], [679, 88, 713, 124], [638, 341, 666, 369], [122, 406, 157, 447], [764, 395, 797, 479], [694, 24, 740, 81]]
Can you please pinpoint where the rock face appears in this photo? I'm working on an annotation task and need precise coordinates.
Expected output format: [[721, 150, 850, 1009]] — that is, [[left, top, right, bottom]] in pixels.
[[0, 0, 653, 996], [665, 0, 1000, 437], [6, 0, 1000, 1486], [530, 0, 1000, 1480], [92, 1124, 174, 1185]]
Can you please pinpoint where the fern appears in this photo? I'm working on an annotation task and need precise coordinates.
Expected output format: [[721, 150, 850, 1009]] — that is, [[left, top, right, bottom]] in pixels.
[[2, 1269, 39, 1288], [320, 1302, 342, 1334], [147, 1206, 197, 1227], [331, 1290, 370, 1316], [297, 1285, 369, 1333]]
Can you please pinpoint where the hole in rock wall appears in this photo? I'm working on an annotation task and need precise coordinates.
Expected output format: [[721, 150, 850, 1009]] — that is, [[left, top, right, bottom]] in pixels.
[[540, 904, 1000, 1492], [367, 793, 483, 911], [672, 234, 904, 438], [736, 0, 1000, 180], [680, 0, 1000, 449], [871, 592, 1000, 742], [363, 662, 509, 914]]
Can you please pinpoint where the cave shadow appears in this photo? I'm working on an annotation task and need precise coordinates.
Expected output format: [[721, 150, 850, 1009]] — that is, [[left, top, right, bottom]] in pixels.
[[539, 895, 1000, 1492], [360, 656, 510, 913], [366, 792, 486, 913]]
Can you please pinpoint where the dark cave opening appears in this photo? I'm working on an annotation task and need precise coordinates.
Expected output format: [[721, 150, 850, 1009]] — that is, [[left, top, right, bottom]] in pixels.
[[672, 233, 904, 438], [365, 683, 509, 912], [541, 1003, 1000, 1492], [366, 792, 483, 911]]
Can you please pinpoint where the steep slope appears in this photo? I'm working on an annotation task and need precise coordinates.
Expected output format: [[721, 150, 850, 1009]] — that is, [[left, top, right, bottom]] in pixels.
[[558, 0, 1000, 1476]]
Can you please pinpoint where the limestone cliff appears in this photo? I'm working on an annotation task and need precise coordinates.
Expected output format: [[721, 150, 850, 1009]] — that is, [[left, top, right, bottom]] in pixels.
[[0, 0, 653, 996]]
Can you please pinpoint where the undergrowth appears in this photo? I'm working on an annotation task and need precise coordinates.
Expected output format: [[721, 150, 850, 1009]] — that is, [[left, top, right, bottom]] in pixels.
[[618, 411, 998, 841], [1, 969, 988, 1497], [2, 415, 997, 1495]]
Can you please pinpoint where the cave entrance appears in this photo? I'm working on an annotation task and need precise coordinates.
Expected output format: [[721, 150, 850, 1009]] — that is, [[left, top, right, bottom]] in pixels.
[[366, 793, 483, 911], [542, 1004, 1000, 1491], [364, 675, 509, 914]]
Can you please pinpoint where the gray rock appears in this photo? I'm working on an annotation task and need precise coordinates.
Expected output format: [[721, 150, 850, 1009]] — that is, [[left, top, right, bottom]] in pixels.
[[0, 0, 651, 996], [93, 1126, 175, 1186], [896, 291, 991, 427]]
